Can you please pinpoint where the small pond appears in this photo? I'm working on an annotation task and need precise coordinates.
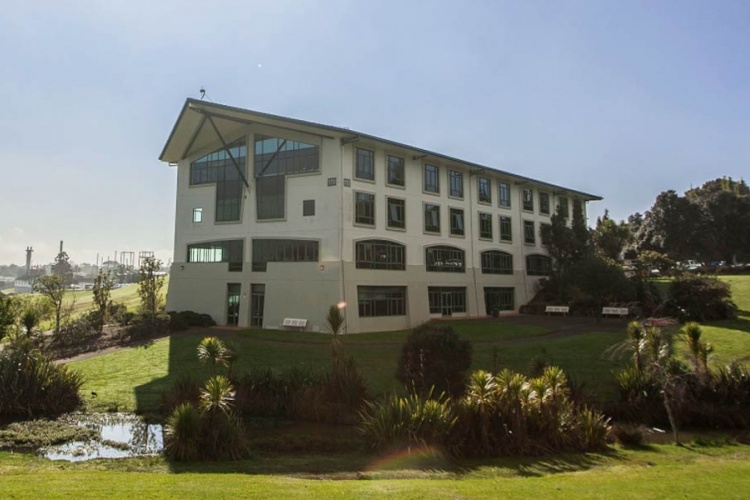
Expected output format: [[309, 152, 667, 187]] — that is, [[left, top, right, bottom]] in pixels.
[[40, 413, 163, 462]]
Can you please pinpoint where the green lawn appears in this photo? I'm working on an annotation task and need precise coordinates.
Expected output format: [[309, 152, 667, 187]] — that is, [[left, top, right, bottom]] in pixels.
[[1, 442, 749, 498], [69, 275, 750, 414]]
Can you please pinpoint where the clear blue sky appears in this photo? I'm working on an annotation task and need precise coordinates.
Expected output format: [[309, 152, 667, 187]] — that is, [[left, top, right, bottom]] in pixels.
[[1, 0, 748, 266]]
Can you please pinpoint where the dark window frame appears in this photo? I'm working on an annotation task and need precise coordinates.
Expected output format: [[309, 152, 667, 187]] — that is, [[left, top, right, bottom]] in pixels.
[[478, 177, 492, 204], [425, 245, 465, 273], [523, 188, 534, 212], [355, 239, 406, 270], [424, 203, 441, 233], [500, 215, 512, 242], [358, 286, 407, 317], [303, 199, 315, 216], [428, 287, 467, 315], [355, 192, 376, 226], [526, 254, 552, 276], [386, 154, 405, 187], [539, 192, 550, 215], [355, 147, 375, 181], [449, 169, 464, 198], [524, 220, 536, 244], [386, 197, 406, 230], [479, 212, 493, 240], [251, 239, 319, 272], [423, 164, 440, 193], [498, 181, 511, 208], [481, 250, 513, 275], [450, 208, 464, 236]]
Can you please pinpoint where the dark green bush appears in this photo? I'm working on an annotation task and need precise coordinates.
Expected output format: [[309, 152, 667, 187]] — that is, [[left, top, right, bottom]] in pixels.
[[396, 322, 472, 398], [126, 313, 170, 340], [167, 310, 217, 328], [669, 275, 736, 321], [162, 374, 201, 414], [610, 424, 646, 447], [0, 336, 83, 418]]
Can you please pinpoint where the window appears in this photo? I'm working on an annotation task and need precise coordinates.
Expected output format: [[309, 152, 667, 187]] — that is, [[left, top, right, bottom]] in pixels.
[[481, 250, 513, 275], [187, 240, 244, 270], [524, 220, 536, 244], [484, 287, 515, 313], [526, 254, 552, 276], [428, 287, 467, 315], [355, 147, 375, 181], [251, 239, 319, 272], [540, 192, 550, 215], [499, 182, 511, 208], [500, 216, 512, 242], [303, 200, 315, 216], [478, 177, 491, 204], [450, 208, 464, 236], [540, 223, 551, 246], [355, 192, 375, 226], [386, 197, 405, 229], [426, 246, 465, 273], [255, 134, 319, 220], [424, 203, 440, 233], [424, 164, 439, 193], [449, 169, 464, 198], [479, 212, 493, 240], [250, 284, 265, 327], [558, 196, 569, 218], [190, 140, 247, 222], [358, 286, 406, 317], [192, 208, 203, 223], [355, 240, 405, 270], [523, 188, 534, 212], [387, 155, 405, 186]]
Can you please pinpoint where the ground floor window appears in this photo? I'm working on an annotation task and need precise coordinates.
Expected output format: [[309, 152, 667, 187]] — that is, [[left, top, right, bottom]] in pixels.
[[358, 286, 406, 317], [484, 287, 514, 314], [428, 287, 466, 316]]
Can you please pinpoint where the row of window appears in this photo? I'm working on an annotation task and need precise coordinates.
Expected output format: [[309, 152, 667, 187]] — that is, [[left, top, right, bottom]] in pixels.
[[358, 285, 515, 317], [355, 194, 550, 243], [187, 238, 550, 276], [353, 147, 567, 216]]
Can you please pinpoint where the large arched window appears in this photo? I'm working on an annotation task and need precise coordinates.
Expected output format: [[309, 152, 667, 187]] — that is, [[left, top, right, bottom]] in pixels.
[[355, 240, 406, 270], [481, 250, 513, 275], [526, 254, 552, 276], [425, 246, 465, 273]]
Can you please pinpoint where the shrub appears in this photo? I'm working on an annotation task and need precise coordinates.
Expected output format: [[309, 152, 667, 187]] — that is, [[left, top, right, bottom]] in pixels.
[[449, 367, 610, 457], [359, 389, 456, 452], [126, 312, 170, 340], [0, 335, 83, 418], [164, 376, 248, 461], [167, 310, 217, 328], [53, 315, 99, 347], [669, 275, 736, 321], [396, 322, 472, 398]]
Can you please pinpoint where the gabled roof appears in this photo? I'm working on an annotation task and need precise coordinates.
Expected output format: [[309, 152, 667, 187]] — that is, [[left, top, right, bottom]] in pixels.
[[160, 99, 602, 201]]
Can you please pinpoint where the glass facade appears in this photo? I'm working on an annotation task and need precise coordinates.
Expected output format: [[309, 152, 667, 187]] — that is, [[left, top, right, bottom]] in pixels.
[[190, 140, 247, 222], [187, 240, 244, 265], [481, 250, 513, 274]]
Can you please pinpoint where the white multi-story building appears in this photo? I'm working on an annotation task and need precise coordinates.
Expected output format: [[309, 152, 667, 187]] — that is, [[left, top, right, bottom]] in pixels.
[[160, 99, 600, 333]]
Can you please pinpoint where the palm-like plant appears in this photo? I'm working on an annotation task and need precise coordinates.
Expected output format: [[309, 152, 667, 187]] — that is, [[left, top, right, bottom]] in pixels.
[[197, 336, 229, 376], [682, 322, 712, 376], [199, 375, 236, 416]]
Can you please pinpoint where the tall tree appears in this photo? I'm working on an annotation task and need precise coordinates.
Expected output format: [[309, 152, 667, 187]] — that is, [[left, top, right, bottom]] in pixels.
[[592, 210, 631, 261], [571, 198, 591, 259], [138, 257, 165, 318], [685, 177, 750, 263], [92, 270, 115, 333], [0, 294, 16, 340], [635, 190, 708, 261], [34, 275, 66, 334]]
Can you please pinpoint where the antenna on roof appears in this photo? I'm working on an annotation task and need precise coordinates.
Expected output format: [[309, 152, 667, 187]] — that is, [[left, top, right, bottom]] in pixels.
[[199, 86, 206, 100]]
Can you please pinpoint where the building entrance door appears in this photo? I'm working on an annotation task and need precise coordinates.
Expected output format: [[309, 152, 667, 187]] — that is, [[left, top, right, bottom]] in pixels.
[[227, 283, 240, 326], [250, 284, 265, 328], [440, 291, 453, 316]]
